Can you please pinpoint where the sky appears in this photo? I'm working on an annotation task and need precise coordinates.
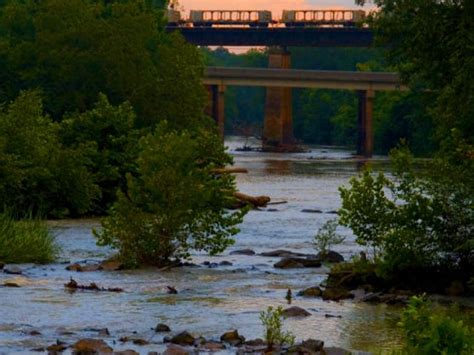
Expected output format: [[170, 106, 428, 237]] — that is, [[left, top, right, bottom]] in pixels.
[[178, 1, 370, 16]]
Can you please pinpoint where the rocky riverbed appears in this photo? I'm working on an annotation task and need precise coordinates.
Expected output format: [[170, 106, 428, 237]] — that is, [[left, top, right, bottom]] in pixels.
[[1, 139, 410, 354]]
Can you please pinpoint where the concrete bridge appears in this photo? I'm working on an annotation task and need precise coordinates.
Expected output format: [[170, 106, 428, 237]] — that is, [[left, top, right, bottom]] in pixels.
[[170, 27, 374, 47], [204, 62, 408, 157]]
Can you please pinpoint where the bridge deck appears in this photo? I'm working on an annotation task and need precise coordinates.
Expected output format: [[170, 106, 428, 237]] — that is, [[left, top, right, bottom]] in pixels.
[[168, 27, 374, 47], [204, 67, 408, 91]]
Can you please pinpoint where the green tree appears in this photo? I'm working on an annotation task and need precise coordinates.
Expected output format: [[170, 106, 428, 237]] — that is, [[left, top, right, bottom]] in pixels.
[[60, 94, 139, 214], [95, 123, 245, 267], [0, 91, 98, 217], [356, 0, 474, 144], [259, 306, 295, 350]]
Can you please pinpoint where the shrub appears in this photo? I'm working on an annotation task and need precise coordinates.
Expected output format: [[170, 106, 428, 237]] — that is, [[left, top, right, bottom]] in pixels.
[[399, 296, 474, 354], [95, 123, 245, 267], [313, 218, 345, 256], [0, 214, 58, 264], [339, 139, 473, 277], [260, 306, 295, 350]]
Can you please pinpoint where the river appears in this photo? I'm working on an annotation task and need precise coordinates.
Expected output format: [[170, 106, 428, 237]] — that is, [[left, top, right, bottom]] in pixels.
[[0, 137, 405, 354]]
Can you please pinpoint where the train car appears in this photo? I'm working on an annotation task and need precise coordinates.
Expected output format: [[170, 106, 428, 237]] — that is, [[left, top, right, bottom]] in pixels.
[[166, 9, 183, 26], [189, 10, 273, 27], [282, 10, 365, 27]]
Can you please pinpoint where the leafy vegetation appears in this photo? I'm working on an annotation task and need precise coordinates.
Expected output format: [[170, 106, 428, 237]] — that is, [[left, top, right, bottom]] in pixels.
[[339, 140, 473, 288], [0, 91, 98, 218], [399, 296, 474, 354], [259, 306, 295, 350], [312, 219, 344, 256], [95, 123, 245, 267], [0, 213, 58, 263]]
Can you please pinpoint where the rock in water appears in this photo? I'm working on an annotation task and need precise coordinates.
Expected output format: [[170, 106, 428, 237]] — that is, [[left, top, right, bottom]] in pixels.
[[0, 262, 4, 270], [282, 306, 311, 317], [72, 338, 113, 354], [316, 250, 344, 263], [170, 331, 196, 346], [297, 286, 322, 297], [230, 249, 255, 256], [220, 330, 245, 346], [274, 257, 321, 269], [155, 323, 171, 332], [163, 345, 190, 355], [289, 339, 325, 353], [322, 288, 354, 301], [260, 250, 308, 258]]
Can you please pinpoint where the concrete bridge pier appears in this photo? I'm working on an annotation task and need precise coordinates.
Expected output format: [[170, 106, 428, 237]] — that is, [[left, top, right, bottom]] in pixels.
[[263, 47, 295, 150], [206, 84, 225, 140], [357, 89, 374, 158]]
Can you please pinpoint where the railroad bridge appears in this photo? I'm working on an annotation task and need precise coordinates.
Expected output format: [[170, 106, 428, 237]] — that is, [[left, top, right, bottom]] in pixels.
[[166, 9, 399, 157]]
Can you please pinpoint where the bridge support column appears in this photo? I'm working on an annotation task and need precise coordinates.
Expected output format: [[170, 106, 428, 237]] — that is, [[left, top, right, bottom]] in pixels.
[[206, 84, 225, 140], [263, 47, 294, 150], [357, 90, 374, 158]]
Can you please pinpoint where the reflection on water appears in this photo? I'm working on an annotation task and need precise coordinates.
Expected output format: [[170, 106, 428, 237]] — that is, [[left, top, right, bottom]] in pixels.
[[0, 137, 405, 353]]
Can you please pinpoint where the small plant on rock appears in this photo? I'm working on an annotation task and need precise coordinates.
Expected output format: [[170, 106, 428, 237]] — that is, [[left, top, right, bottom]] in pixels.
[[260, 306, 295, 350], [313, 219, 345, 257]]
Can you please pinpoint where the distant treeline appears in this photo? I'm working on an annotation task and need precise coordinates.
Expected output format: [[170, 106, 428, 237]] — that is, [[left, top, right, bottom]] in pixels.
[[202, 47, 436, 155]]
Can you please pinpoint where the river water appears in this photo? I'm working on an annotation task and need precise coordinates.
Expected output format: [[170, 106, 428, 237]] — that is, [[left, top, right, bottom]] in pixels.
[[0, 137, 406, 354]]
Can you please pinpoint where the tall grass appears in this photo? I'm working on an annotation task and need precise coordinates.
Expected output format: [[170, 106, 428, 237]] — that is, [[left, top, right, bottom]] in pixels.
[[0, 214, 58, 264]]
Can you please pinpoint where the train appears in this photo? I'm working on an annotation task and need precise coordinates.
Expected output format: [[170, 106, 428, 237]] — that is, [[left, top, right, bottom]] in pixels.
[[166, 9, 366, 28]]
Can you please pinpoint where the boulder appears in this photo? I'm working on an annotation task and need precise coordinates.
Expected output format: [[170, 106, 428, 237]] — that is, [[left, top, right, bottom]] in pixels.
[[322, 288, 354, 301], [274, 258, 321, 269], [244, 339, 266, 347], [282, 306, 311, 317], [260, 250, 308, 258], [155, 323, 171, 332], [3, 265, 22, 275], [0, 262, 4, 269], [219, 261, 233, 266], [297, 286, 322, 297], [72, 338, 113, 354], [163, 345, 190, 355], [317, 251, 344, 263], [170, 331, 196, 346], [230, 249, 255, 256], [220, 330, 245, 346], [114, 351, 139, 355]]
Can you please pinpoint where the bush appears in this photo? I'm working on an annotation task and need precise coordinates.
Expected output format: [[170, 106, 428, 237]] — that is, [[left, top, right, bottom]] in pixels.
[[259, 306, 295, 350], [59, 94, 139, 214], [95, 123, 245, 267], [0, 214, 58, 263], [399, 296, 474, 354], [339, 139, 473, 278], [313, 218, 345, 256]]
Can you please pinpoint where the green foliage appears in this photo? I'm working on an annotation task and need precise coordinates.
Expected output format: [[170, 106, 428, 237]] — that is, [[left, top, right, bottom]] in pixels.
[[360, 0, 474, 145], [0, 213, 58, 263], [339, 139, 473, 276], [60, 94, 139, 214], [95, 123, 245, 267], [0, 91, 98, 217], [339, 170, 395, 258], [0, 0, 206, 128], [399, 296, 474, 354], [313, 219, 345, 256], [259, 306, 295, 350]]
